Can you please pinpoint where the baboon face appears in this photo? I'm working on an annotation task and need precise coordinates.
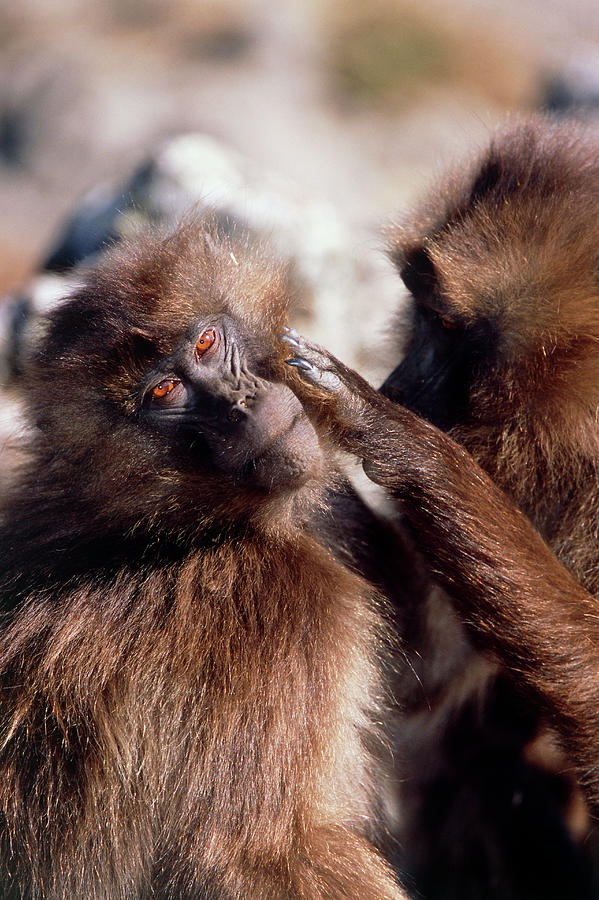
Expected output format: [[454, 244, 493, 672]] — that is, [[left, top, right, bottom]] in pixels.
[[137, 312, 321, 491], [383, 120, 599, 449], [25, 225, 323, 529]]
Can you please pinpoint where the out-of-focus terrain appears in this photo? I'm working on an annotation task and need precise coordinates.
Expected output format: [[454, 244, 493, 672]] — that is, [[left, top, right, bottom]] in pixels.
[[2, 0, 599, 374]]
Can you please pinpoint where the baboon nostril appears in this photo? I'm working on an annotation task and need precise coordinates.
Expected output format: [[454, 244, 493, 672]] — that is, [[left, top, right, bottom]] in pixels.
[[228, 397, 250, 423]]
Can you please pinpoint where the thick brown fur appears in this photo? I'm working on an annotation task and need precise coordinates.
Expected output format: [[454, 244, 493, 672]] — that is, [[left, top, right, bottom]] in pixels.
[[383, 119, 599, 897], [383, 116, 599, 768], [284, 117, 599, 900], [389, 115, 599, 543], [0, 223, 404, 899]]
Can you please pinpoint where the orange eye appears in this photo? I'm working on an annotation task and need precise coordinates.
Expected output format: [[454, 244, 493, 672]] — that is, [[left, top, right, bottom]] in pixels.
[[152, 379, 178, 400], [439, 315, 458, 330], [195, 328, 216, 359]]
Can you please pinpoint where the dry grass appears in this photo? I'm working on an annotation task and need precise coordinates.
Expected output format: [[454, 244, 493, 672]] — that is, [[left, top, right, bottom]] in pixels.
[[326, 0, 539, 110]]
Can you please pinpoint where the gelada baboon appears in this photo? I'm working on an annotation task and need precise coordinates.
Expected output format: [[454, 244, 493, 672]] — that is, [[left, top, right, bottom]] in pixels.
[[0, 224, 405, 900], [284, 117, 599, 900]]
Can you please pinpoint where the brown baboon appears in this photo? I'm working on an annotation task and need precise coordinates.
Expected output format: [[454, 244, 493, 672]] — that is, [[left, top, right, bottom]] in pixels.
[[0, 224, 405, 900], [284, 117, 599, 900]]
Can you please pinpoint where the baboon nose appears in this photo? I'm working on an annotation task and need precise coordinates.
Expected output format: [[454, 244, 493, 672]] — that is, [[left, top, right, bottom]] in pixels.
[[227, 396, 250, 424]]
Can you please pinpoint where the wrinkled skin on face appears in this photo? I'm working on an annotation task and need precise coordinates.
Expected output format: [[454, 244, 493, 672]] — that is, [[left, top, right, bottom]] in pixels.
[[24, 227, 326, 533], [140, 315, 322, 491]]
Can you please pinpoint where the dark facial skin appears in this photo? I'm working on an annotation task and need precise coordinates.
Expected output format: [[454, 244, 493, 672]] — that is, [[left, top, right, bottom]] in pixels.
[[377, 243, 500, 433], [20, 232, 331, 539], [140, 315, 321, 491], [379, 293, 495, 431]]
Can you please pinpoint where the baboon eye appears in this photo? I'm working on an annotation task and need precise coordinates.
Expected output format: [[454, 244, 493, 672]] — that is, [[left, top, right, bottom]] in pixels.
[[195, 328, 217, 359], [439, 315, 458, 330], [151, 379, 184, 405]]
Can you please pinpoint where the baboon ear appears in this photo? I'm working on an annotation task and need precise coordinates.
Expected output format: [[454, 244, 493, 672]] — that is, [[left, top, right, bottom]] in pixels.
[[399, 246, 438, 301]]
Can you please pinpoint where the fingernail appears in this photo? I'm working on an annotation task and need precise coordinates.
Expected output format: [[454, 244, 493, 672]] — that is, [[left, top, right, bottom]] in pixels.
[[285, 358, 313, 371], [280, 334, 300, 347]]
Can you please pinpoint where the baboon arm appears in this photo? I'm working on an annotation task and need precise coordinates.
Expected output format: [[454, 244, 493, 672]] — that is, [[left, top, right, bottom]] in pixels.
[[284, 331, 599, 806]]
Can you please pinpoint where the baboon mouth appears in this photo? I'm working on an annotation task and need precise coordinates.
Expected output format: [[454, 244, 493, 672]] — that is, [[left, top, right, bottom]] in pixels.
[[250, 410, 306, 461], [245, 410, 322, 489]]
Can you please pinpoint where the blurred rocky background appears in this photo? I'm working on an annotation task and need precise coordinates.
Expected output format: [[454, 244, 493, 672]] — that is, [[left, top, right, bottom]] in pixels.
[[2, 0, 599, 478]]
